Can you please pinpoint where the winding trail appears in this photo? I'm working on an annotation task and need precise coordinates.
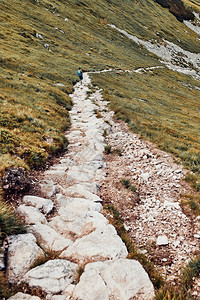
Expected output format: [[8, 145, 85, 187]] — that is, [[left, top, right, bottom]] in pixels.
[[7, 73, 157, 300], [5, 72, 200, 299]]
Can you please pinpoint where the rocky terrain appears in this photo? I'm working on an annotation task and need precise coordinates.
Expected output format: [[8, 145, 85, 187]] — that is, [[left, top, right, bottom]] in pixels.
[[6, 73, 157, 300]]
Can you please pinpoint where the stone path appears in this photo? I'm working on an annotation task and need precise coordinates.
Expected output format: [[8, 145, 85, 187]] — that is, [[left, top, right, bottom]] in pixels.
[[7, 74, 155, 300]]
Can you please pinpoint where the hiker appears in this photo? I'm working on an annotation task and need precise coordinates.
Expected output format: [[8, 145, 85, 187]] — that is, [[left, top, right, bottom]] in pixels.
[[78, 67, 83, 82]]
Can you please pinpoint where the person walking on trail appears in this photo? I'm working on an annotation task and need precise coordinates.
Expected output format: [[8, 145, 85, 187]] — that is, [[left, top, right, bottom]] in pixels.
[[78, 67, 83, 82]]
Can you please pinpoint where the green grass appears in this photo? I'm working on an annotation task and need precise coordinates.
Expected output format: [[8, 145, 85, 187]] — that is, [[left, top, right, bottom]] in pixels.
[[1, 0, 200, 295], [0, 199, 26, 240], [155, 255, 200, 299], [0, 197, 26, 298], [121, 178, 137, 193], [1, 0, 200, 174]]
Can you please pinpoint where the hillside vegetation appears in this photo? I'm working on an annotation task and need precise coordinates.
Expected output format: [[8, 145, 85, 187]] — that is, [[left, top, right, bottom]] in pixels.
[[1, 0, 200, 201], [1, 0, 200, 298], [1, 0, 200, 171]]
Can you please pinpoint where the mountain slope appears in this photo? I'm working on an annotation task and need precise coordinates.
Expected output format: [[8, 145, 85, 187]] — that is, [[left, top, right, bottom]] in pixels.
[[1, 0, 200, 190]]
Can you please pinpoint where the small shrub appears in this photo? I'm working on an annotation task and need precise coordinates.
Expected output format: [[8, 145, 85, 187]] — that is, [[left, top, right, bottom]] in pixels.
[[155, 0, 194, 22], [22, 148, 48, 168], [155, 285, 192, 300], [104, 144, 112, 154], [121, 178, 136, 192], [0, 199, 26, 239], [185, 173, 200, 192], [0, 128, 20, 154], [2, 167, 32, 196], [181, 255, 200, 289], [113, 148, 122, 156]]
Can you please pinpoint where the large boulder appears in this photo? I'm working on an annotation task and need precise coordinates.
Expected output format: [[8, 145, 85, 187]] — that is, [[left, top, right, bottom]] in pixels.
[[8, 292, 41, 300], [49, 210, 108, 240], [23, 259, 78, 294], [66, 166, 95, 184], [60, 224, 128, 264], [23, 195, 53, 214], [64, 184, 102, 202], [39, 179, 57, 198], [28, 224, 73, 252], [57, 196, 102, 211], [72, 259, 155, 300], [6, 234, 44, 283], [17, 205, 47, 225]]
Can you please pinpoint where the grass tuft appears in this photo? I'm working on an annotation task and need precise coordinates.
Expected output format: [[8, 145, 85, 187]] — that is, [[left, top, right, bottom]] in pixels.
[[121, 178, 137, 192], [0, 199, 26, 240], [104, 144, 112, 154]]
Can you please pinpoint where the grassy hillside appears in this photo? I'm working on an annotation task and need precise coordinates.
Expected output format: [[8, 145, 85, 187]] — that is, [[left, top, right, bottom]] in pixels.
[[1, 0, 200, 298], [1, 0, 200, 174], [1, 0, 200, 218]]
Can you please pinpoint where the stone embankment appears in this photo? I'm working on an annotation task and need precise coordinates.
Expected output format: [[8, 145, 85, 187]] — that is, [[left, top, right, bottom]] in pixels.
[[7, 74, 155, 300]]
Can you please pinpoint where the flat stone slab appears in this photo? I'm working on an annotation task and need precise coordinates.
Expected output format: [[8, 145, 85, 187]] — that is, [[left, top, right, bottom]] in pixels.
[[75, 147, 103, 163], [7, 234, 44, 283], [66, 168, 95, 184], [58, 197, 102, 211], [28, 224, 73, 252], [40, 180, 57, 198], [8, 292, 41, 300], [17, 205, 47, 225], [64, 184, 102, 202], [23, 195, 54, 214], [60, 224, 128, 263], [50, 210, 108, 240], [72, 259, 155, 300], [23, 259, 78, 294]]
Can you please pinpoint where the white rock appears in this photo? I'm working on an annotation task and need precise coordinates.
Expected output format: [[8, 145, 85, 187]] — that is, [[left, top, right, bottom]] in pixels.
[[194, 234, 200, 239], [50, 210, 108, 240], [58, 197, 102, 212], [23, 259, 78, 294], [75, 146, 103, 163], [39, 180, 57, 198], [140, 172, 150, 181], [156, 235, 169, 246], [35, 33, 43, 39], [17, 205, 47, 225], [64, 184, 102, 202], [60, 224, 128, 263], [7, 234, 44, 283], [23, 195, 53, 214], [173, 240, 180, 247], [44, 169, 66, 178], [28, 224, 72, 252], [73, 259, 155, 300], [66, 169, 94, 184], [163, 200, 180, 210], [55, 83, 66, 87], [8, 292, 41, 300]]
